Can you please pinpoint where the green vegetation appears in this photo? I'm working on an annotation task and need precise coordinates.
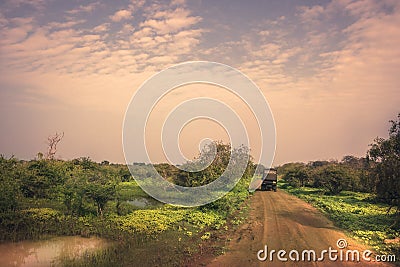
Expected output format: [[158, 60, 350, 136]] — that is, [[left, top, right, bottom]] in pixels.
[[0, 141, 254, 266], [368, 113, 400, 221]]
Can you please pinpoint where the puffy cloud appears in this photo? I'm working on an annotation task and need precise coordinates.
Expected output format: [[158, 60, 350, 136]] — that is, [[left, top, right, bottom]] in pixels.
[[298, 5, 324, 23], [140, 8, 201, 34], [93, 23, 110, 32], [128, 0, 146, 11], [110, 9, 132, 22], [47, 19, 86, 29], [170, 0, 186, 6], [66, 2, 101, 14], [2, 0, 46, 12]]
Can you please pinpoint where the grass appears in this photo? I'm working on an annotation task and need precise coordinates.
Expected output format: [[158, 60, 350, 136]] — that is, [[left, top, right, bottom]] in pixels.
[[0, 155, 256, 265], [56, 200, 253, 267], [1, 178, 253, 266], [280, 181, 399, 262], [117, 181, 150, 200]]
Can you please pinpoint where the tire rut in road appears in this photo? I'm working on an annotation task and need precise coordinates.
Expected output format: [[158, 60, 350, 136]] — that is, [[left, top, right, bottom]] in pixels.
[[208, 190, 393, 267]]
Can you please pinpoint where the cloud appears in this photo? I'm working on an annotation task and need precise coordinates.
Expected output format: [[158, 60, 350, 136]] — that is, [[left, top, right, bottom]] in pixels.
[[343, 0, 384, 18], [128, 0, 146, 11], [0, 17, 37, 50], [123, 5, 204, 67], [0, 13, 7, 27], [140, 8, 201, 34], [47, 19, 86, 29], [195, 0, 399, 164], [170, 0, 186, 6], [298, 5, 324, 23], [0, 1, 205, 79], [66, 2, 101, 15], [1, 0, 46, 12], [110, 9, 132, 22], [276, 1, 400, 162], [258, 30, 270, 37], [93, 23, 110, 32], [328, 1, 400, 92]]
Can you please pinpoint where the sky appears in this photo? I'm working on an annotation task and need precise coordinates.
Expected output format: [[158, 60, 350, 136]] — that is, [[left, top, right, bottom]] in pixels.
[[0, 0, 399, 166]]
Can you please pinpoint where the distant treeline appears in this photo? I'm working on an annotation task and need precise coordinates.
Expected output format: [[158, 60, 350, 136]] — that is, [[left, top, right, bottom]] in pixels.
[[0, 156, 132, 217], [0, 139, 255, 244], [278, 113, 400, 223]]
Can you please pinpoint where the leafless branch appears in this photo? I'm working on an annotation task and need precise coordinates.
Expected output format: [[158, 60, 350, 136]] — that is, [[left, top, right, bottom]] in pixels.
[[46, 132, 64, 160]]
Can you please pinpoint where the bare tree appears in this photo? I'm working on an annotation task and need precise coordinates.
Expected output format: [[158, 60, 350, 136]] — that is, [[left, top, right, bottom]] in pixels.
[[46, 132, 64, 160]]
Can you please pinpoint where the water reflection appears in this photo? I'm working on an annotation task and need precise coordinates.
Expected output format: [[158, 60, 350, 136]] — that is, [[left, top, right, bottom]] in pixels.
[[0, 236, 107, 267], [126, 197, 161, 208], [127, 198, 150, 208]]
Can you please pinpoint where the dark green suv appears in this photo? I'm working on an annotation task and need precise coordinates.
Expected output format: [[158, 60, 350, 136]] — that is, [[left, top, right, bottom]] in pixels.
[[261, 168, 277, 192]]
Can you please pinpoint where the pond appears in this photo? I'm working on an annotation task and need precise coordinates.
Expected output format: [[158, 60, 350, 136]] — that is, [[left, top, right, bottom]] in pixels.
[[0, 236, 109, 267], [126, 197, 162, 208]]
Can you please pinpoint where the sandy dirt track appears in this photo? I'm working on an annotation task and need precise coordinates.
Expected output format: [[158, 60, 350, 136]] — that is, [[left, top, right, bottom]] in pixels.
[[207, 190, 393, 267]]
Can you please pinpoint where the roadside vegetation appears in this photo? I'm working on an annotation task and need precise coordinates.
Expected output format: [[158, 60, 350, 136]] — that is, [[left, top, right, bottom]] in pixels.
[[281, 184, 399, 258], [0, 142, 254, 266], [279, 113, 400, 260]]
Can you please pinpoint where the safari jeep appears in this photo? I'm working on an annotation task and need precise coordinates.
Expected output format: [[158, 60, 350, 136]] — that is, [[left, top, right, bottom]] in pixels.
[[261, 168, 277, 192]]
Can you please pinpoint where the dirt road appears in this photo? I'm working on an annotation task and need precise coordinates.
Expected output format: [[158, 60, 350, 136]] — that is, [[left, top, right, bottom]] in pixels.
[[207, 190, 393, 267]]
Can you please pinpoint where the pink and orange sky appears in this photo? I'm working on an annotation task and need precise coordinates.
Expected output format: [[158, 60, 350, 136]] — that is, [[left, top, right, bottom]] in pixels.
[[0, 0, 399, 165]]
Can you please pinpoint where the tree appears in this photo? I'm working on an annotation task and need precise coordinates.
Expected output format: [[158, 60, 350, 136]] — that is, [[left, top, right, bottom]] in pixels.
[[72, 157, 97, 170], [84, 171, 116, 217], [118, 166, 132, 182], [21, 159, 65, 198], [61, 166, 117, 216], [0, 156, 23, 212], [46, 132, 64, 160], [313, 164, 352, 194], [154, 163, 179, 181], [101, 160, 110, 166], [62, 171, 86, 216], [278, 162, 306, 177], [85, 180, 115, 217], [309, 160, 330, 168], [341, 155, 361, 168], [280, 163, 310, 187], [367, 113, 400, 224], [285, 166, 310, 187], [174, 142, 252, 187]]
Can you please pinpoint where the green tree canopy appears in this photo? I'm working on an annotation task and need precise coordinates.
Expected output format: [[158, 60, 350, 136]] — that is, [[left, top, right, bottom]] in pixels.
[[367, 113, 400, 220]]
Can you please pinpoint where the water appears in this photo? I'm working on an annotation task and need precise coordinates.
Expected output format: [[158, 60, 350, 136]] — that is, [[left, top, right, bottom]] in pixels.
[[126, 197, 162, 208], [127, 198, 150, 208], [0, 236, 108, 267]]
